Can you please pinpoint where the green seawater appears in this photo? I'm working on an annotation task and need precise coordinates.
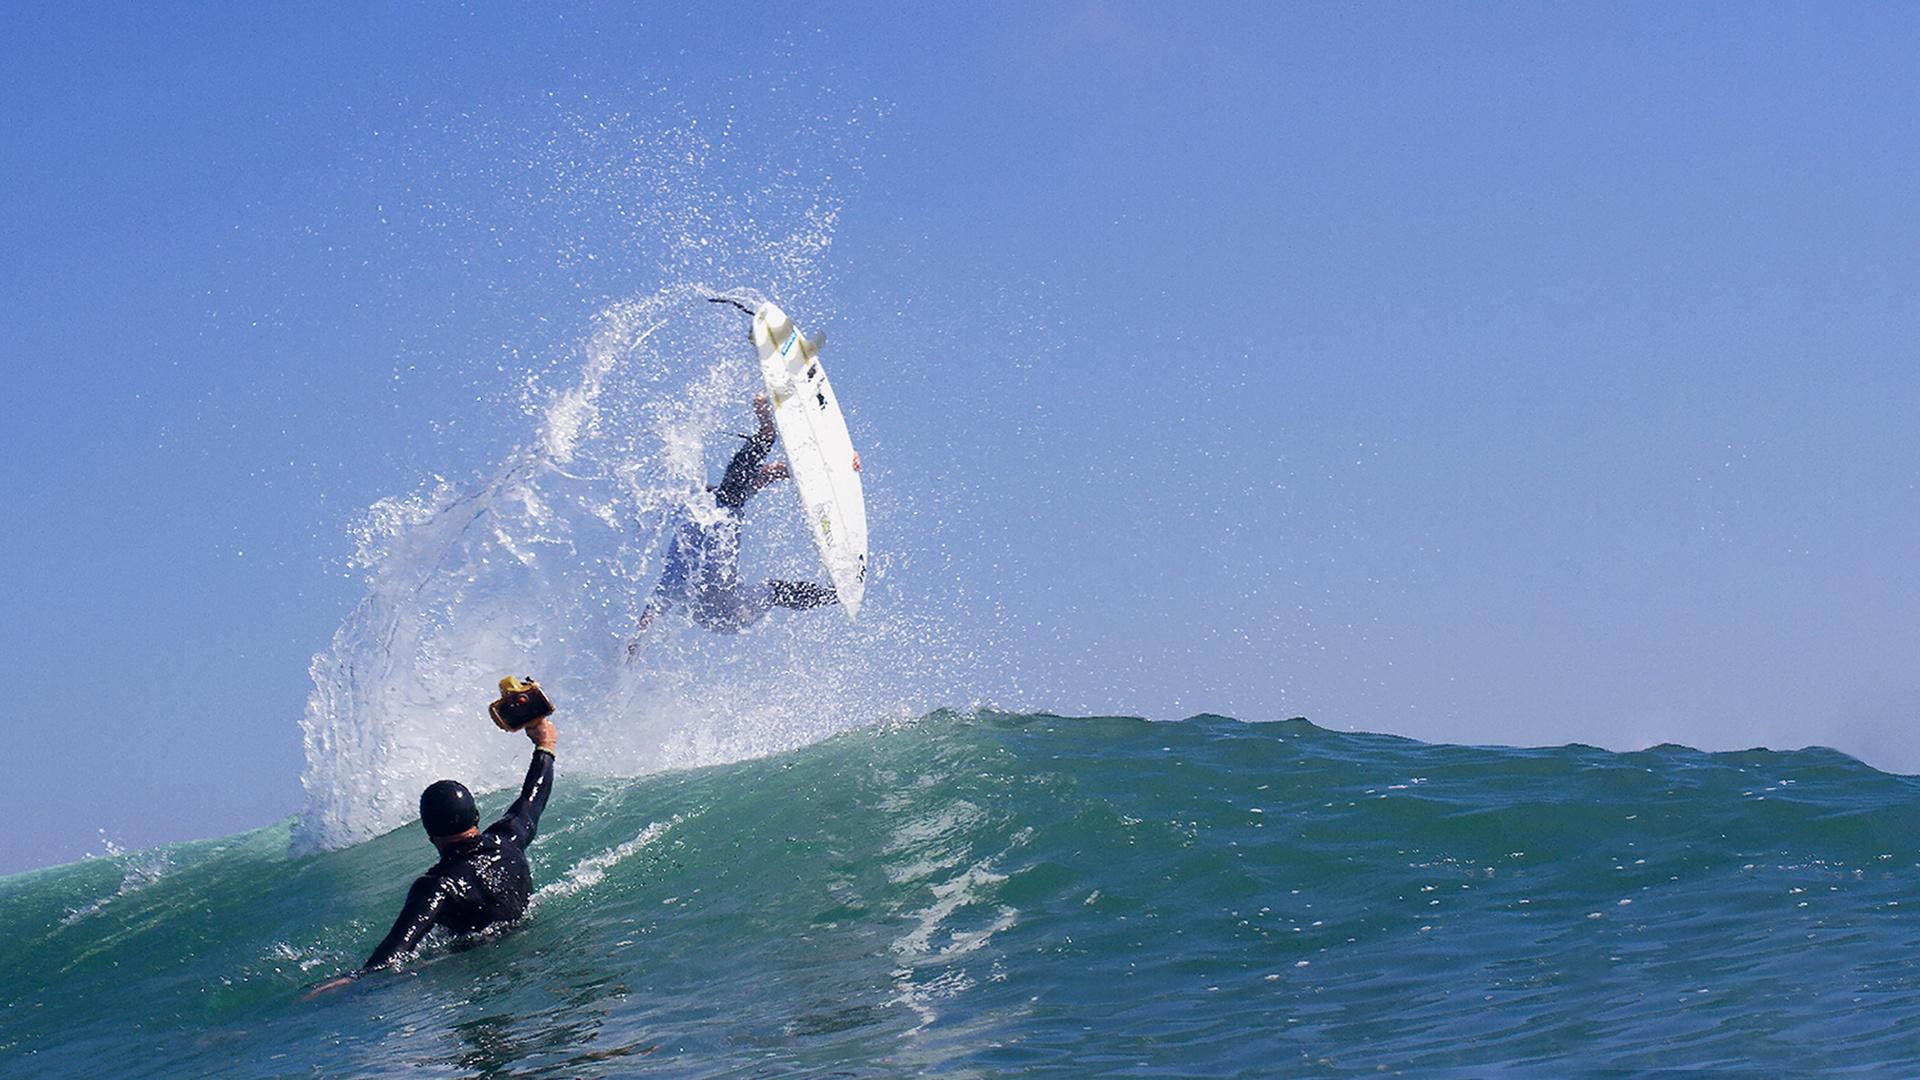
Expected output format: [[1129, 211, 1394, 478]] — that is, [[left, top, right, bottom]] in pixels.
[[6, 712, 1920, 1076]]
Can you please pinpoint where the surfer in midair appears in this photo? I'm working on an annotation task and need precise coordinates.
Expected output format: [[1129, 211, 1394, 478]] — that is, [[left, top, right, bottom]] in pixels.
[[628, 393, 841, 652]]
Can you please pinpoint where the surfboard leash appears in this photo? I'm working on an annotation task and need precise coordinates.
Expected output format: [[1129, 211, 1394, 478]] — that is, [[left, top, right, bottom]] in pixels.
[[707, 295, 756, 316]]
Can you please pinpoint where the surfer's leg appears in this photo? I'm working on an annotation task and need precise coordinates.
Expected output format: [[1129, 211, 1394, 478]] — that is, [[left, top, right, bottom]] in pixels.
[[704, 515, 745, 593], [767, 580, 838, 609], [691, 584, 769, 632]]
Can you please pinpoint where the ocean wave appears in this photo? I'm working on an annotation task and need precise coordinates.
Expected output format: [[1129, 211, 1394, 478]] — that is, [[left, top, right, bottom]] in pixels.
[[8, 713, 1920, 1077]]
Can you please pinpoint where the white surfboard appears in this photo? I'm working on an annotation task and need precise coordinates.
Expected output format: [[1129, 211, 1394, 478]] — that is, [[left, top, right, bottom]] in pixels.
[[752, 302, 867, 619]]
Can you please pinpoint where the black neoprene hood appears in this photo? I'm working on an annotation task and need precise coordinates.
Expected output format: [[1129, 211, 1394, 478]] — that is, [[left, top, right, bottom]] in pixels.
[[419, 780, 479, 837]]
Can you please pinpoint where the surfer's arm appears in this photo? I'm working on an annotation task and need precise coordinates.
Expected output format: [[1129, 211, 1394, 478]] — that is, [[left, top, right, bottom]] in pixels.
[[361, 874, 450, 972], [487, 720, 557, 851], [715, 429, 778, 507], [712, 394, 780, 510]]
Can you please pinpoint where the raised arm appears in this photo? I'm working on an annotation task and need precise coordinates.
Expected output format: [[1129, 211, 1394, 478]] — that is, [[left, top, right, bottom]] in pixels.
[[486, 717, 557, 851], [712, 395, 780, 510]]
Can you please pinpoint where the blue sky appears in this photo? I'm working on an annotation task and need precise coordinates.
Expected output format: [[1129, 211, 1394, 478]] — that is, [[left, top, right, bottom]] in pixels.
[[4, 3, 1916, 873]]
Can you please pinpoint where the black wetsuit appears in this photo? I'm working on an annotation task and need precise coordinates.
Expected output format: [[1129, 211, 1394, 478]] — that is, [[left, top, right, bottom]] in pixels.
[[715, 424, 778, 513], [649, 425, 837, 632], [361, 748, 555, 972]]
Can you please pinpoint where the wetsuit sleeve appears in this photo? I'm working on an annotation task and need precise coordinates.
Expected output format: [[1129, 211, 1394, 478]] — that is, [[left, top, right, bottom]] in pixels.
[[362, 874, 448, 972], [486, 748, 555, 851], [713, 427, 777, 511]]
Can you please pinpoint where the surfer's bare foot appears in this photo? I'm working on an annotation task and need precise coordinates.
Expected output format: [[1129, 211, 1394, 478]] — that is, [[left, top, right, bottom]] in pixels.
[[851, 452, 861, 473], [625, 607, 656, 660], [753, 393, 774, 435], [755, 461, 790, 488]]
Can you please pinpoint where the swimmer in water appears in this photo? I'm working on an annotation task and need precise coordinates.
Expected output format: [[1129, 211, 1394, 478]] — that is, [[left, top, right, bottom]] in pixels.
[[303, 715, 557, 997], [627, 393, 841, 653]]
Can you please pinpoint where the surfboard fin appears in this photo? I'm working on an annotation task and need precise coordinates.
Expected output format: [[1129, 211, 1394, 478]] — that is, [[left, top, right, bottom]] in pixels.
[[804, 332, 825, 356]]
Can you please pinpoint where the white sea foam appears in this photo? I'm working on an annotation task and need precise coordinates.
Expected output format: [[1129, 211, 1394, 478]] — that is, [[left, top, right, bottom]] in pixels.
[[294, 282, 967, 853], [884, 811, 1028, 1034], [60, 836, 172, 927], [293, 105, 979, 854], [532, 817, 680, 906]]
